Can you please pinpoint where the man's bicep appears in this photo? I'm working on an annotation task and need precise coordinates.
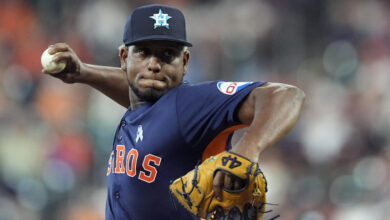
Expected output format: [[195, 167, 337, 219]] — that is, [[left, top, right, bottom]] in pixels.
[[236, 82, 270, 124], [237, 82, 304, 124]]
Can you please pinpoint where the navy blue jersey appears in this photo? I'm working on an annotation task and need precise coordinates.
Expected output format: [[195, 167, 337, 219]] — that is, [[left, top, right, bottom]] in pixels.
[[105, 80, 265, 220]]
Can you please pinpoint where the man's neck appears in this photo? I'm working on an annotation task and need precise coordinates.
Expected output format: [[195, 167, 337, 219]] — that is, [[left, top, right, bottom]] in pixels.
[[129, 90, 148, 110]]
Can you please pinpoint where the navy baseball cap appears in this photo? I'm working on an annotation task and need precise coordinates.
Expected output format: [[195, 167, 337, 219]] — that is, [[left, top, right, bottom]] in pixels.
[[123, 4, 192, 47]]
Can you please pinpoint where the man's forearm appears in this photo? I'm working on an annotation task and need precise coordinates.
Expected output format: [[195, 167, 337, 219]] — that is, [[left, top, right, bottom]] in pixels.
[[80, 64, 130, 108], [232, 84, 305, 162]]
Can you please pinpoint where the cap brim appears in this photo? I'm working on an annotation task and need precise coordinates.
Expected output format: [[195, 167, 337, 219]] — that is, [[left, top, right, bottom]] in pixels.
[[125, 35, 192, 47]]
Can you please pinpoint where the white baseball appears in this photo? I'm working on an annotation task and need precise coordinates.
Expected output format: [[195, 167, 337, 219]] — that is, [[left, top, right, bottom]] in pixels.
[[41, 48, 66, 74]]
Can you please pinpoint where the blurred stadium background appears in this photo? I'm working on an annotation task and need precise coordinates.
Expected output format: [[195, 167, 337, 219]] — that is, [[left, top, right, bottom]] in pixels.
[[1, 0, 390, 219]]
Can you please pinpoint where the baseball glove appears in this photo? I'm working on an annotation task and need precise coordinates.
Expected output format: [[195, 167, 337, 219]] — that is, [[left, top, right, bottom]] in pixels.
[[169, 151, 267, 220]]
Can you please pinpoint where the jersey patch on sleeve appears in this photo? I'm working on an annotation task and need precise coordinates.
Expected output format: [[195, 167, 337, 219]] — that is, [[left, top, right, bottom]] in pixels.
[[216, 81, 253, 95]]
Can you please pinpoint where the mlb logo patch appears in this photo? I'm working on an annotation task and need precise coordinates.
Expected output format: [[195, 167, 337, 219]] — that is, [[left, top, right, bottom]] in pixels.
[[217, 81, 253, 95]]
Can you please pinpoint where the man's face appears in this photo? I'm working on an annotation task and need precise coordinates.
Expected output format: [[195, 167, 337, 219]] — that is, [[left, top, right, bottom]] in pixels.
[[121, 41, 189, 103]]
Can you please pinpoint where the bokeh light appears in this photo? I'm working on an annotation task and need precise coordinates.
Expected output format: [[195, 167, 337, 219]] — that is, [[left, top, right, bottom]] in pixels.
[[323, 40, 359, 82], [353, 155, 387, 190], [42, 159, 75, 193], [329, 175, 362, 207], [299, 211, 325, 220], [16, 178, 48, 211]]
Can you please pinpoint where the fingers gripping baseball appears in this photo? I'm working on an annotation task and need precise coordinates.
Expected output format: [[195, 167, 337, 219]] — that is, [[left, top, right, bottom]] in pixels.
[[42, 43, 84, 84]]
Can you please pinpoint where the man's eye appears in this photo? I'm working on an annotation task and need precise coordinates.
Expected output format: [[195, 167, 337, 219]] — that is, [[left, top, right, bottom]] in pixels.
[[135, 48, 149, 56], [163, 49, 175, 58]]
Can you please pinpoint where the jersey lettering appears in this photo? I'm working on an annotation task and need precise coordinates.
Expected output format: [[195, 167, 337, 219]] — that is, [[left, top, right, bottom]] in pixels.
[[106, 151, 114, 176], [126, 148, 138, 177], [115, 145, 126, 173], [139, 154, 162, 183], [107, 145, 162, 183]]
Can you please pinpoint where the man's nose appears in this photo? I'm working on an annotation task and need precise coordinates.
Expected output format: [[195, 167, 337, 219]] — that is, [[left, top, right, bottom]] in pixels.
[[148, 56, 161, 73]]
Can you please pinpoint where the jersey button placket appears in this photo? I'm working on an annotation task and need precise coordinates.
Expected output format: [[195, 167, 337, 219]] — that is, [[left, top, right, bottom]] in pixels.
[[118, 120, 125, 141], [115, 192, 120, 199]]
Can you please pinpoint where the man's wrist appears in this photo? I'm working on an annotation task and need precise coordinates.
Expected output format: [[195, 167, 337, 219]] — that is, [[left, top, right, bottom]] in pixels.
[[77, 63, 96, 84]]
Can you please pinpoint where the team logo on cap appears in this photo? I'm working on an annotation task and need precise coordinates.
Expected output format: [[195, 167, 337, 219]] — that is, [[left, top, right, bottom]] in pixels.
[[150, 9, 172, 29]]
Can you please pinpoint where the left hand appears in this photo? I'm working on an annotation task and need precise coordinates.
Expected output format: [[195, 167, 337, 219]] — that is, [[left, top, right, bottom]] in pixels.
[[169, 151, 267, 219], [213, 171, 245, 201]]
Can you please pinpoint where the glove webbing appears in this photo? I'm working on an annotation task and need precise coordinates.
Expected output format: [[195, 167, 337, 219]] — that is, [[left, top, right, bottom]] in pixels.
[[247, 163, 268, 193], [176, 165, 201, 208]]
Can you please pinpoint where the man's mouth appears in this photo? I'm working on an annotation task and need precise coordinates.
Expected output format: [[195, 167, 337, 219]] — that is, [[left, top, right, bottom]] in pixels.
[[138, 78, 167, 90]]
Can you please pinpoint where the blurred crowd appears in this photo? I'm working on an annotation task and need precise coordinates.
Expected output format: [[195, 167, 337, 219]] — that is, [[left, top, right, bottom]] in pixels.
[[0, 0, 389, 219]]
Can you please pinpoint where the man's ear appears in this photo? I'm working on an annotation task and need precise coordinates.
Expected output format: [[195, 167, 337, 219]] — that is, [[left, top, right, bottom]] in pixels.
[[120, 46, 129, 72], [182, 50, 190, 76]]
